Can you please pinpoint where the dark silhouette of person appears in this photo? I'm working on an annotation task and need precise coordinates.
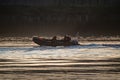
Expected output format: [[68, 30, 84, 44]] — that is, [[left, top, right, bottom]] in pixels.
[[63, 35, 71, 42], [52, 36, 57, 41]]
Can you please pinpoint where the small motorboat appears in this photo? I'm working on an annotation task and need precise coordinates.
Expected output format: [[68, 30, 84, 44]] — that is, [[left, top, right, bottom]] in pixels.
[[32, 36, 79, 46]]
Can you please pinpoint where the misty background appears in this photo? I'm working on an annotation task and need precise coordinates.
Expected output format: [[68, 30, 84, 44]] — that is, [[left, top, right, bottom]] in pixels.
[[0, 0, 120, 37]]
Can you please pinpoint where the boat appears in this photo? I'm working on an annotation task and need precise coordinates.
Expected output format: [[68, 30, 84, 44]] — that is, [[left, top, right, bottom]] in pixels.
[[32, 36, 79, 46]]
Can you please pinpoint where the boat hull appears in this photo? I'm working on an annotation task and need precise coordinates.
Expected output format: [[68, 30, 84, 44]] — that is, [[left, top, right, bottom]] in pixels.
[[32, 37, 79, 46]]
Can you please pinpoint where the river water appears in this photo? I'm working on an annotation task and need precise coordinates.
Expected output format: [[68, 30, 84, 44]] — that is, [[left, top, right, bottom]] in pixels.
[[0, 40, 120, 80]]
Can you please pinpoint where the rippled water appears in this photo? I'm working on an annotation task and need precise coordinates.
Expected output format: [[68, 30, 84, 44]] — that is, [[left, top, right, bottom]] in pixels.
[[0, 42, 120, 80]]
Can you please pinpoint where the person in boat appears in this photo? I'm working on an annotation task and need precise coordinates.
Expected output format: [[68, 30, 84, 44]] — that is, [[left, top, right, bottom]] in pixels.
[[63, 35, 71, 42], [52, 36, 57, 41]]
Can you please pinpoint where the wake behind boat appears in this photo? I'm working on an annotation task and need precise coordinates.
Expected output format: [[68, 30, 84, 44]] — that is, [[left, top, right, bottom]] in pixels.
[[32, 36, 79, 46]]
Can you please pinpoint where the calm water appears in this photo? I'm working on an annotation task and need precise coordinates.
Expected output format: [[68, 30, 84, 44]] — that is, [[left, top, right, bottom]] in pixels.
[[0, 41, 120, 80]]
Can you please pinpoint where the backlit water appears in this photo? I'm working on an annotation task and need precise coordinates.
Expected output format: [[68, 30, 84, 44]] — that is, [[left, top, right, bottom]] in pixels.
[[0, 40, 120, 80]]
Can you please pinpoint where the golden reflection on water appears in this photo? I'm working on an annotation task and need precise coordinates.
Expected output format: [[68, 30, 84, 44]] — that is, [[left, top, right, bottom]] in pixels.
[[0, 41, 120, 80]]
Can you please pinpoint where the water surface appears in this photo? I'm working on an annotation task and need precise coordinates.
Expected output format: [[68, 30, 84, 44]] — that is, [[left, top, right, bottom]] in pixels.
[[0, 41, 120, 80]]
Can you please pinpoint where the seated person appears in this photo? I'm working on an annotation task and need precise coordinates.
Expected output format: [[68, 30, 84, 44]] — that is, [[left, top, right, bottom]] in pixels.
[[63, 35, 71, 42], [52, 36, 57, 41]]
